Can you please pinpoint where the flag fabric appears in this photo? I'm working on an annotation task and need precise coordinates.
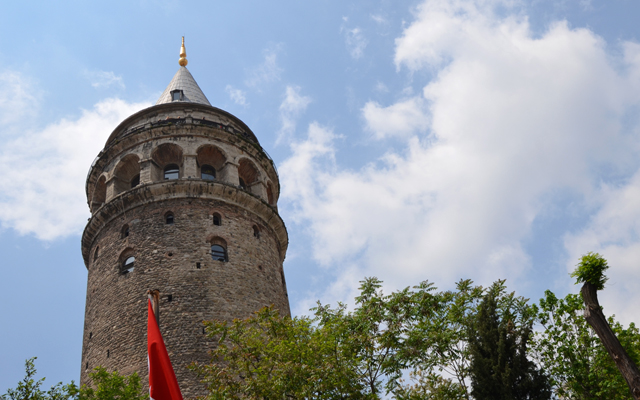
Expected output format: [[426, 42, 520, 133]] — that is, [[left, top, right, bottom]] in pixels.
[[148, 299, 184, 400]]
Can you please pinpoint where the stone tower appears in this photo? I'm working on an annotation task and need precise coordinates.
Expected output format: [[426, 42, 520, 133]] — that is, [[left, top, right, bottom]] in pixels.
[[80, 39, 289, 398]]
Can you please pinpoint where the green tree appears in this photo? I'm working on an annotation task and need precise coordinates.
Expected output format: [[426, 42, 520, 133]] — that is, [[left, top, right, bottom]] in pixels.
[[570, 251, 608, 290], [399, 279, 484, 399], [196, 277, 424, 399], [398, 279, 543, 400], [2, 358, 147, 400], [193, 306, 366, 400], [313, 277, 434, 397], [196, 277, 545, 400], [534, 290, 640, 399], [573, 252, 640, 400], [1, 358, 74, 400], [72, 367, 147, 400], [469, 290, 551, 400], [394, 369, 467, 400]]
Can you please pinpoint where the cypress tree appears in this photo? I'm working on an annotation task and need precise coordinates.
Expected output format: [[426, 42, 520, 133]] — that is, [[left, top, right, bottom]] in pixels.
[[469, 293, 551, 400]]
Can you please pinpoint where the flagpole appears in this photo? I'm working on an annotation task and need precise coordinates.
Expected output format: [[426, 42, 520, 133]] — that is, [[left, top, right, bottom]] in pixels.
[[147, 289, 160, 325]]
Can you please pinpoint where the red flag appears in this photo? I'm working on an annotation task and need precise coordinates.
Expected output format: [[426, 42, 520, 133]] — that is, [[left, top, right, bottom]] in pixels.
[[148, 299, 184, 400]]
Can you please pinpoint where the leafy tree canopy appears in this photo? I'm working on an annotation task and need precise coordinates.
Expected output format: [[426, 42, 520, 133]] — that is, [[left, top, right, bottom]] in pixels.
[[8, 260, 640, 400], [533, 290, 640, 399], [2, 358, 147, 400], [195, 278, 541, 400], [571, 252, 609, 290]]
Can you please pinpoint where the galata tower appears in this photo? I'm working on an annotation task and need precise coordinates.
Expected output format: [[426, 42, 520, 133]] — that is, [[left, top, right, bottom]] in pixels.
[[79, 38, 290, 398]]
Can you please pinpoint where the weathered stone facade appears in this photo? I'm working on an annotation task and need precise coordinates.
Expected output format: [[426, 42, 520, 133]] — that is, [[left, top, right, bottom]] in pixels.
[[80, 93, 289, 398]]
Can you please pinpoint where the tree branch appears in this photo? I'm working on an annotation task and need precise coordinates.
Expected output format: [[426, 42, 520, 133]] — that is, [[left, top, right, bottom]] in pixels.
[[581, 282, 640, 399]]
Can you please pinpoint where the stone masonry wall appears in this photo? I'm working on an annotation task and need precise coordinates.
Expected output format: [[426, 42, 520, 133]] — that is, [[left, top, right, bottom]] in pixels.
[[81, 197, 289, 399]]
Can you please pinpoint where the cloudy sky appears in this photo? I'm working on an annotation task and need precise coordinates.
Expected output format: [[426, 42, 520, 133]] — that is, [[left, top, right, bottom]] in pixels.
[[2, 0, 640, 391]]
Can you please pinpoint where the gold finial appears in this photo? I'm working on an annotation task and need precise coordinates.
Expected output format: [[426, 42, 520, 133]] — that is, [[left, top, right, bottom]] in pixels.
[[179, 36, 188, 67]]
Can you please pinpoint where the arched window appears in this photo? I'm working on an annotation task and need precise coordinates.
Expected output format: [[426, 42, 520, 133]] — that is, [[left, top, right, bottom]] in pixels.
[[164, 164, 179, 180], [238, 158, 259, 191], [165, 212, 174, 225], [213, 213, 221, 226], [201, 165, 215, 181], [196, 145, 226, 182], [253, 225, 260, 239], [121, 224, 130, 239], [113, 154, 141, 195], [122, 256, 135, 274], [211, 245, 227, 262], [152, 143, 183, 182], [94, 246, 100, 261]]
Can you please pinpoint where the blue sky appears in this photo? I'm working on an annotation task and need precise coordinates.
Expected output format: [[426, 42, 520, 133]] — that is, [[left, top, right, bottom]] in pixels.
[[2, 0, 640, 391]]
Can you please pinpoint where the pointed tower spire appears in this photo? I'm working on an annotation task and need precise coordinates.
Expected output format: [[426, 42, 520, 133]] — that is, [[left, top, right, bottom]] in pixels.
[[179, 36, 188, 67], [156, 37, 211, 106]]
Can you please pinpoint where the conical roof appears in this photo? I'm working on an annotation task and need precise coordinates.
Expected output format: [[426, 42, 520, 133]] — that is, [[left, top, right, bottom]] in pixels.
[[156, 66, 211, 106]]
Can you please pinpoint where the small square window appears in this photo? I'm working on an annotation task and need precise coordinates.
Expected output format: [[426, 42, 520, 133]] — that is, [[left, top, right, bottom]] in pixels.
[[171, 90, 183, 101]]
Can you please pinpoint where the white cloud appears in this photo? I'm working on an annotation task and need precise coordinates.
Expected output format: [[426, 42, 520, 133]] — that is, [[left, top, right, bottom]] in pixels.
[[0, 98, 150, 240], [564, 169, 640, 324], [281, 0, 640, 313], [277, 85, 312, 144], [225, 85, 248, 106], [245, 45, 283, 89], [84, 70, 125, 89], [341, 20, 368, 59], [0, 71, 40, 126], [362, 97, 429, 139]]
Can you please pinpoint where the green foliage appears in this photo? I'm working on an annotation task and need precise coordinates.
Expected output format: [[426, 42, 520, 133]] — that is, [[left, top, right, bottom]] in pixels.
[[10, 274, 639, 400], [196, 278, 542, 400], [533, 290, 640, 399], [395, 370, 467, 400], [73, 367, 146, 400], [313, 279, 396, 397], [399, 279, 540, 399], [195, 277, 428, 399], [315, 277, 441, 396], [1, 358, 74, 400], [468, 291, 551, 400], [399, 279, 484, 399], [2, 358, 147, 400], [195, 277, 460, 399], [571, 252, 609, 290], [193, 306, 365, 400]]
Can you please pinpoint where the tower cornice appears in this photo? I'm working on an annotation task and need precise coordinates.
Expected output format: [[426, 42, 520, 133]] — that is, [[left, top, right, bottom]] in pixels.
[[104, 102, 259, 147]]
